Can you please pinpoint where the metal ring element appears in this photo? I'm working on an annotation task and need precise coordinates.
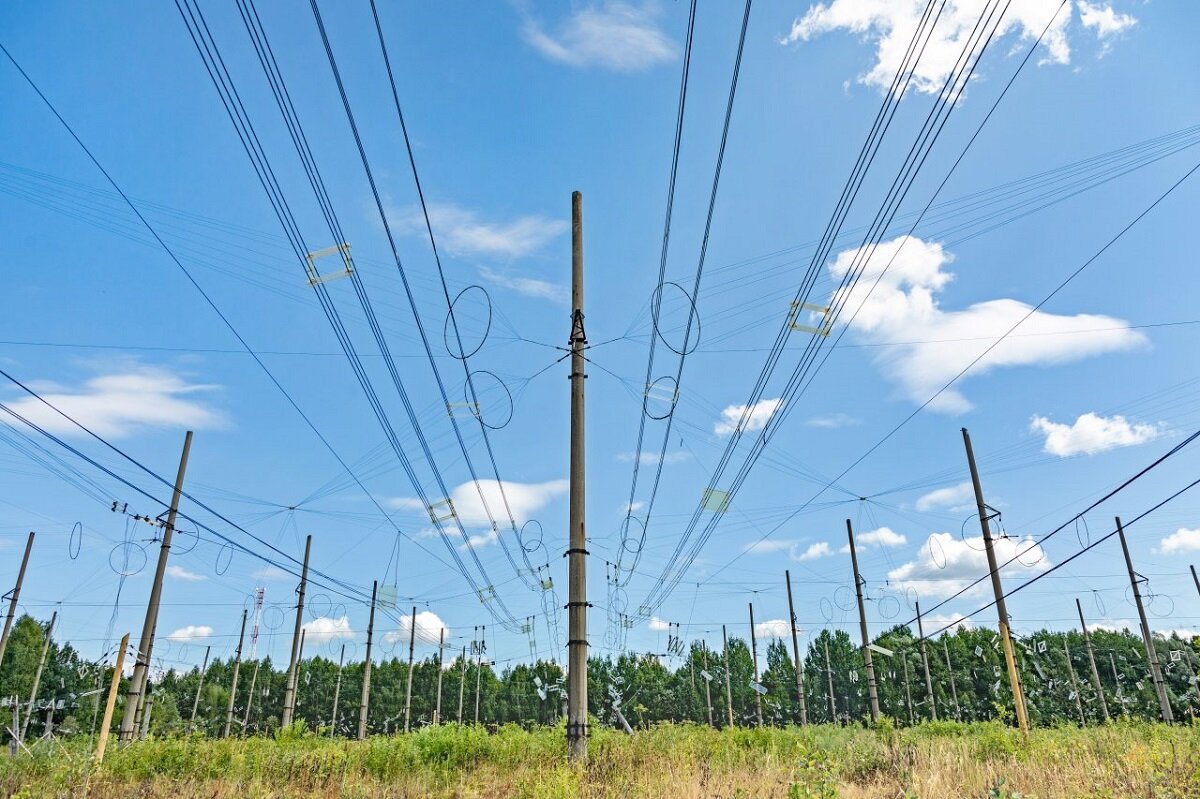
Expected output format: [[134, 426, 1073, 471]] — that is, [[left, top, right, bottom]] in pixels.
[[649, 281, 701, 356], [443, 285, 492, 360]]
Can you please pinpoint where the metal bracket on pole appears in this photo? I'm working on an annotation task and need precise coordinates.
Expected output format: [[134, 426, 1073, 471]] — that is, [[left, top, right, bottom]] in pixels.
[[304, 243, 353, 286]]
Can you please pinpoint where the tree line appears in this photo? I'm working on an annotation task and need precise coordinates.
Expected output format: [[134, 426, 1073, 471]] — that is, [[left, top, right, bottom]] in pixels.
[[2, 614, 1197, 741]]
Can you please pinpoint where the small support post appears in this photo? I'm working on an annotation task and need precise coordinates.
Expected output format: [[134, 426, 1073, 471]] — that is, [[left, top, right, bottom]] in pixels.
[[722, 624, 735, 727], [748, 602, 763, 726], [846, 519, 880, 723], [474, 626, 484, 725], [242, 661, 260, 732], [0, 532, 34, 669], [187, 645, 211, 734], [702, 641, 714, 727], [457, 645, 467, 726], [223, 609, 248, 738], [1063, 637, 1086, 726], [330, 643, 345, 738], [1117, 518, 1172, 722], [20, 611, 56, 741], [404, 605, 416, 733], [943, 638, 961, 720], [785, 570, 808, 725], [900, 648, 914, 725], [93, 632, 129, 763], [434, 627, 445, 724], [1075, 597, 1109, 722], [358, 580, 377, 740], [281, 534, 312, 727], [915, 601, 937, 721], [823, 638, 837, 723]]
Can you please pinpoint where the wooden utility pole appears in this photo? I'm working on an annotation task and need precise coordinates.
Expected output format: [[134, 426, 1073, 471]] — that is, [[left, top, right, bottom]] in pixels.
[[187, 645, 211, 734], [139, 682, 154, 740], [120, 430, 192, 741], [94, 632, 129, 763], [846, 519, 880, 723], [0, 531, 34, 672], [20, 611, 56, 741], [223, 609, 248, 738], [1075, 597, 1109, 722], [457, 645, 466, 726], [785, 570, 808, 725], [280, 535, 312, 727], [358, 580, 377, 740], [962, 428, 1029, 734], [404, 605, 417, 733], [1108, 652, 1126, 717], [748, 602, 763, 726], [294, 630, 308, 720], [823, 638, 837, 723], [900, 649, 914, 725], [915, 602, 937, 721], [434, 627, 445, 724], [942, 639, 961, 720], [1063, 637, 1086, 725], [1191, 564, 1199, 597], [702, 641, 714, 727], [566, 189, 589, 762], [242, 661, 260, 732], [330, 643, 345, 738], [1117, 519, 1172, 722], [722, 624, 735, 727], [474, 626, 485, 725]]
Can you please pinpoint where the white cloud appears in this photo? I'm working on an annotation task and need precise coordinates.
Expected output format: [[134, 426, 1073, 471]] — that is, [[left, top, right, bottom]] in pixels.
[[389, 479, 569, 535], [617, 451, 691, 465], [391, 202, 566, 259], [925, 613, 973, 634], [462, 529, 498, 550], [804, 413, 861, 428], [715, 398, 782, 436], [383, 610, 448, 647], [1156, 629, 1200, 641], [782, 0, 1130, 95], [478, 266, 566, 303], [1030, 413, 1161, 457], [857, 526, 907, 548], [302, 616, 354, 646], [4, 367, 224, 438], [1157, 528, 1200, 555], [648, 616, 671, 631], [830, 236, 1144, 413], [754, 619, 793, 639], [888, 531, 1050, 599], [523, 2, 677, 72], [742, 539, 795, 555], [1079, 2, 1136, 42], [792, 541, 834, 561], [166, 564, 206, 582], [167, 624, 213, 643], [916, 482, 974, 513], [1090, 619, 1136, 634], [623, 501, 645, 514], [252, 565, 291, 582]]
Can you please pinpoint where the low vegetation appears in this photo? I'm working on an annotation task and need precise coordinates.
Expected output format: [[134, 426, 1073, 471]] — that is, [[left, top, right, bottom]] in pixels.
[[4, 720, 1199, 798]]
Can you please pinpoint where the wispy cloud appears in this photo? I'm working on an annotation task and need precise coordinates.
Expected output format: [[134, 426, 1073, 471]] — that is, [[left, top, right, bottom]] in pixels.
[[523, 2, 677, 72], [4, 367, 224, 438], [167, 564, 206, 582], [915, 482, 974, 513], [754, 619, 792, 639], [388, 480, 568, 549], [390, 202, 566, 259], [742, 539, 795, 555], [252, 565, 291, 582], [804, 413, 860, 428], [616, 450, 690, 465], [478, 266, 566, 302], [1030, 413, 1161, 457]]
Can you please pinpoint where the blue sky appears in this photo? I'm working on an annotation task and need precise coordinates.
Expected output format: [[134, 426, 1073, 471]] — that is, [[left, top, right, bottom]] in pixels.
[[2, 0, 1199, 679]]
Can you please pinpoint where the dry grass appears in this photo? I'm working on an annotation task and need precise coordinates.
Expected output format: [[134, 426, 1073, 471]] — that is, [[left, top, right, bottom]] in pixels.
[[3, 720, 1198, 798]]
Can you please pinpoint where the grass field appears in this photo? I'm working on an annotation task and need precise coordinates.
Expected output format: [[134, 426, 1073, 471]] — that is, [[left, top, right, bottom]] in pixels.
[[3, 720, 1198, 798]]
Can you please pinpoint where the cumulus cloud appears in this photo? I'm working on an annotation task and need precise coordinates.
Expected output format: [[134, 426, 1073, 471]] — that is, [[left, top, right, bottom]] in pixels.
[[782, 1, 1132, 95], [888, 531, 1049, 599], [384, 611, 449, 647], [1030, 413, 1161, 457], [167, 625, 213, 643], [1157, 528, 1200, 555], [755, 619, 793, 639], [389, 479, 569, 537], [925, 613, 973, 634], [302, 616, 354, 646], [3, 367, 224, 438], [857, 526, 907, 548], [166, 564, 206, 582], [648, 616, 671, 631], [829, 236, 1143, 412], [523, 2, 677, 72], [391, 202, 566, 259], [743, 539, 796, 555], [792, 541, 834, 561], [252, 565, 291, 582], [715, 398, 782, 436], [916, 482, 975, 513]]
